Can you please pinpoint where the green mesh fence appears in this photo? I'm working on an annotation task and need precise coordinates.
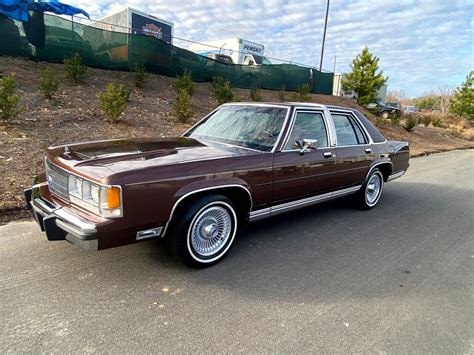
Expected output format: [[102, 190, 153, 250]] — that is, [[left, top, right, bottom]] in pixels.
[[0, 12, 333, 94]]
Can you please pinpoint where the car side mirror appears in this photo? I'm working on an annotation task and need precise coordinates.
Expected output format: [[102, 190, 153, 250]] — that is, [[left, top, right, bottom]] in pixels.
[[299, 139, 319, 155]]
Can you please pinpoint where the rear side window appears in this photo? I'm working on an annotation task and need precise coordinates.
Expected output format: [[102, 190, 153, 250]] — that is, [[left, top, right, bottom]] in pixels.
[[332, 114, 368, 146], [353, 110, 386, 143]]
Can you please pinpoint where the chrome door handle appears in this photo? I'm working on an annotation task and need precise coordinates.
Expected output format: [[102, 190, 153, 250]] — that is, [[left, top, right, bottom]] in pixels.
[[365, 148, 372, 154], [323, 151, 333, 158]]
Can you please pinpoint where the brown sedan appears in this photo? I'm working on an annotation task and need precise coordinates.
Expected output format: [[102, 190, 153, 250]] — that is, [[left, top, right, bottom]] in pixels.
[[25, 103, 409, 267]]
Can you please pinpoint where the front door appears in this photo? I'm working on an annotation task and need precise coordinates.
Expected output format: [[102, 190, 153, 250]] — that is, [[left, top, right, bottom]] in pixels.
[[272, 110, 338, 204]]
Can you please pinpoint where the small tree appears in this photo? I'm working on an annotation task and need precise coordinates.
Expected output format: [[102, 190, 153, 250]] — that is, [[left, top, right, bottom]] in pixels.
[[342, 47, 387, 106], [250, 87, 262, 101], [132, 63, 147, 87], [174, 89, 193, 123], [0, 73, 20, 119], [403, 116, 417, 132], [175, 70, 195, 96], [64, 53, 87, 84], [38, 67, 61, 99], [277, 85, 286, 102], [211, 76, 234, 104], [97, 83, 129, 122], [292, 83, 311, 102], [450, 71, 473, 120]]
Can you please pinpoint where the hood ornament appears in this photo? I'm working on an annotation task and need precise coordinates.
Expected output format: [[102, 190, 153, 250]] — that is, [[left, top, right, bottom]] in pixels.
[[63, 146, 72, 157]]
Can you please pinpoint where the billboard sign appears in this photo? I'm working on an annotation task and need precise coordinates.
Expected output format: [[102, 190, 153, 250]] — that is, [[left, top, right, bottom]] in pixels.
[[131, 12, 172, 43]]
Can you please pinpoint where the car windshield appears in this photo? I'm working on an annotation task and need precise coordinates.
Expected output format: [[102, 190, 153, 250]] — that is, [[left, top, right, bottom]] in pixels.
[[185, 105, 288, 152]]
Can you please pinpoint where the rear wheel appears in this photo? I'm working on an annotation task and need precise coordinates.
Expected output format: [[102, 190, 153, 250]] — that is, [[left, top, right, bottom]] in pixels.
[[356, 168, 384, 210], [381, 111, 390, 119], [166, 195, 238, 268]]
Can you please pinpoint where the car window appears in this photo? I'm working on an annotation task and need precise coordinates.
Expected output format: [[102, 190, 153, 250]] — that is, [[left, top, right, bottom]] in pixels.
[[332, 114, 367, 146], [284, 112, 328, 150]]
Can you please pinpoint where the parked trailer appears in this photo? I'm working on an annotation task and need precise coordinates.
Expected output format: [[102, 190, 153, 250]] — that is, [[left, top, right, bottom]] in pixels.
[[84, 7, 174, 63]]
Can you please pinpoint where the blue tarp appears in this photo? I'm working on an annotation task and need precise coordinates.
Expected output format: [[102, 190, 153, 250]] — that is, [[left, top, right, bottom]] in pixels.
[[0, 0, 89, 22], [29, 1, 89, 18], [0, 0, 29, 21]]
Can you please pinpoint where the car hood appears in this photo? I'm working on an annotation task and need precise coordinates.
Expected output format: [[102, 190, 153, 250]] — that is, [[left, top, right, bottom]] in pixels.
[[46, 137, 254, 180]]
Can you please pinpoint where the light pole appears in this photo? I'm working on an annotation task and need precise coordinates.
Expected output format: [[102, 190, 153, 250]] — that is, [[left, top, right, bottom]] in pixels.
[[319, 0, 330, 72]]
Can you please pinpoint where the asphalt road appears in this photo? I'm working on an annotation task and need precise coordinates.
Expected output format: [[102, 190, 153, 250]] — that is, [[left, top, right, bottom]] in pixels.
[[1, 150, 473, 353]]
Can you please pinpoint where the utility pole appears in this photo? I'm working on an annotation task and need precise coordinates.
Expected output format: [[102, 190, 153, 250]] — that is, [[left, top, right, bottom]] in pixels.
[[319, 0, 330, 72], [333, 55, 336, 73]]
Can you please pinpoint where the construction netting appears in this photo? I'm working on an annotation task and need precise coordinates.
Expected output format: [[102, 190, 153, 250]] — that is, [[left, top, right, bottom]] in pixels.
[[0, 12, 334, 94]]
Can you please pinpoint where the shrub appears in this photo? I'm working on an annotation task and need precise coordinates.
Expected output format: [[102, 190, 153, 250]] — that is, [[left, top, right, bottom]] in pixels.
[[375, 116, 384, 127], [97, 83, 129, 122], [211, 76, 234, 104], [38, 67, 61, 99], [292, 83, 310, 101], [419, 115, 432, 127], [174, 88, 193, 123], [64, 53, 87, 83], [403, 117, 417, 132], [132, 63, 147, 87], [250, 87, 262, 102], [277, 85, 286, 102], [175, 70, 195, 96], [0, 73, 20, 119], [389, 113, 400, 125], [432, 117, 443, 127]]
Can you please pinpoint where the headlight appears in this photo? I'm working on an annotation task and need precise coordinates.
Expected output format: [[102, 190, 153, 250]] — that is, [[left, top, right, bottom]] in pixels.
[[68, 175, 122, 218], [69, 175, 83, 198]]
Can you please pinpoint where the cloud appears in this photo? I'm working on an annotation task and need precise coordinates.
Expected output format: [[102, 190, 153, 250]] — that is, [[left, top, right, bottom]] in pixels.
[[67, 0, 473, 97]]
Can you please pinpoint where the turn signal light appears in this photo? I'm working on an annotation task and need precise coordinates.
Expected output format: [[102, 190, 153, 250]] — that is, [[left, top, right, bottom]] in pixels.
[[108, 187, 121, 209]]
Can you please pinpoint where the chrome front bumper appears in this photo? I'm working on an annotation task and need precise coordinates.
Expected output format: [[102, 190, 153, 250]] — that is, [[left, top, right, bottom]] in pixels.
[[25, 186, 98, 251]]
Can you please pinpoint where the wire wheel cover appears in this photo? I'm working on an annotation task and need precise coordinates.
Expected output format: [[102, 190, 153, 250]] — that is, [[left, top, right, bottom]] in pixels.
[[190, 206, 233, 256]]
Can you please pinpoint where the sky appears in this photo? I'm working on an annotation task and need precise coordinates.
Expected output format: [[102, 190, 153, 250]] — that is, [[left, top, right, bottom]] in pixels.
[[68, 0, 473, 98]]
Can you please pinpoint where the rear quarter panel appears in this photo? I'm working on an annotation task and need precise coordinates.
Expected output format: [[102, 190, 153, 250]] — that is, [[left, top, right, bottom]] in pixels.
[[387, 140, 410, 173]]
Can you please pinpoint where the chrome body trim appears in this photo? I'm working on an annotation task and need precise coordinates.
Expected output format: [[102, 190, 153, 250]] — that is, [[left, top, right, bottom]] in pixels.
[[366, 161, 393, 181], [248, 185, 361, 222], [161, 184, 253, 238], [248, 207, 271, 221], [136, 227, 163, 240], [387, 170, 406, 181]]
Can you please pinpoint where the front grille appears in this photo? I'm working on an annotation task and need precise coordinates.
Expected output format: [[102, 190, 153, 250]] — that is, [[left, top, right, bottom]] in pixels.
[[45, 159, 69, 200]]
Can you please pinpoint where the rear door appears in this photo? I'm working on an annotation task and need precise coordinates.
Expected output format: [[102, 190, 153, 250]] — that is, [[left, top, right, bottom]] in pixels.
[[330, 110, 375, 188], [272, 109, 338, 204]]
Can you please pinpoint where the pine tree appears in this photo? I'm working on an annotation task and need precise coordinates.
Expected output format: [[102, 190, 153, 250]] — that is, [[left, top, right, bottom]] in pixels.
[[342, 47, 387, 106], [449, 71, 473, 121]]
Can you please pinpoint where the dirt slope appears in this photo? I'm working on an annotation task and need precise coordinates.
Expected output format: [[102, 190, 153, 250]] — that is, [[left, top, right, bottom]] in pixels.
[[0, 56, 472, 222]]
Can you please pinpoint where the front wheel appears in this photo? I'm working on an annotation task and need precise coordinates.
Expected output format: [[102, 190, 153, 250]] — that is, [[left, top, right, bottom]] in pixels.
[[165, 195, 238, 268], [381, 111, 390, 119], [356, 168, 384, 210]]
